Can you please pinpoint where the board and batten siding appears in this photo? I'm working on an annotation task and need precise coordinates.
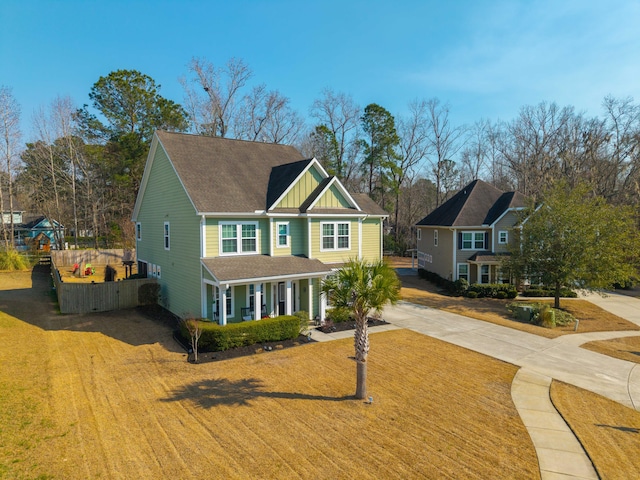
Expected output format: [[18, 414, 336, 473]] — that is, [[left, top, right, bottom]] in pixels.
[[275, 167, 324, 209], [312, 184, 352, 209], [136, 144, 202, 318], [493, 211, 519, 253]]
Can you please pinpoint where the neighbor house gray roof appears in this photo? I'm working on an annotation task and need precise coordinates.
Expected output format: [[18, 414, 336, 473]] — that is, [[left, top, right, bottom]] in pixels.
[[202, 255, 332, 283], [416, 179, 527, 227]]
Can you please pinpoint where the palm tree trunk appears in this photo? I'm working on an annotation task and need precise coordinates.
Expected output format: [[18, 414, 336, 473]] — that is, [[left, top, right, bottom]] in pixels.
[[354, 315, 370, 399]]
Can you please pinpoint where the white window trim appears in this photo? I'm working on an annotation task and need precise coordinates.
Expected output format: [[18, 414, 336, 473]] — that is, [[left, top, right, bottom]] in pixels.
[[136, 222, 142, 241], [276, 221, 289, 248], [498, 230, 508, 244], [417, 229, 421, 241], [156, 265, 161, 279], [461, 231, 486, 250], [320, 221, 351, 252], [434, 229, 438, 247], [457, 263, 469, 281], [163, 221, 170, 251], [219, 221, 259, 256]]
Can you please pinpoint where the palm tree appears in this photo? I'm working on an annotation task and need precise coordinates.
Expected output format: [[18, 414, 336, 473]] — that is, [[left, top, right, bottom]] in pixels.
[[321, 258, 401, 399]]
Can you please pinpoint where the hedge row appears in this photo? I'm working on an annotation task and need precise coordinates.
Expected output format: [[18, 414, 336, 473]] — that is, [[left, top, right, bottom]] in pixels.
[[521, 288, 578, 298], [180, 315, 301, 352], [467, 283, 518, 299], [417, 268, 467, 296]]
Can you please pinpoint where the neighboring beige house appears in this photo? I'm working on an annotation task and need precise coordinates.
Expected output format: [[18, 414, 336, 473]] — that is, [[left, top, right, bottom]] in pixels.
[[132, 131, 387, 324], [415, 179, 527, 284]]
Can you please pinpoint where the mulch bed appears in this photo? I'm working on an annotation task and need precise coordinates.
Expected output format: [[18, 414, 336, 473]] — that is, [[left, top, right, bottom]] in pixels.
[[316, 317, 390, 334]]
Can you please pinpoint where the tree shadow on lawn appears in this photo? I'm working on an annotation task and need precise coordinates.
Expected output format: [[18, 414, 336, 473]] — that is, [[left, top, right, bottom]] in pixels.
[[161, 377, 353, 408]]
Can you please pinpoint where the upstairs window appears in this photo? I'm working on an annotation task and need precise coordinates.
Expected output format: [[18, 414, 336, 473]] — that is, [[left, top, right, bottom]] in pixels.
[[461, 231, 486, 250], [498, 231, 508, 244], [434, 229, 438, 247], [321, 222, 350, 251], [136, 222, 142, 241], [277, 222, 289, 247], [220, 222, 258, 255]]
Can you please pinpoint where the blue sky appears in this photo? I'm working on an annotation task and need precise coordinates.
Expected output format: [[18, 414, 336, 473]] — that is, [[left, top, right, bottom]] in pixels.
[[2, 0, 639, 140]]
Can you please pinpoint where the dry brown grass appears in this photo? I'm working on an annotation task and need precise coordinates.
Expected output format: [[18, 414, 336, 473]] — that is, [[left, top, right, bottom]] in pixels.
[[0, 270, 540, 479], [392, 260, 639, 339], [551, 381, 640, 479], [582, 336, 640, 364]]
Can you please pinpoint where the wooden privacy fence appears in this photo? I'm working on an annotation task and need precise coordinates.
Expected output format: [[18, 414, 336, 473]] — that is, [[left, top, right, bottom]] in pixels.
[[51, 249, 135, 267], [51, 256, 155, 315]]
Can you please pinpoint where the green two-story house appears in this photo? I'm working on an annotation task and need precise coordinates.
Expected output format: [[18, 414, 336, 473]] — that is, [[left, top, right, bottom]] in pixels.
[[132, 131, 387, 324]]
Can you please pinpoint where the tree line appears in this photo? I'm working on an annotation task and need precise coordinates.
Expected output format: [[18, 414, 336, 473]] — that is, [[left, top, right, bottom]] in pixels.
[[1, 57, 639, 252]]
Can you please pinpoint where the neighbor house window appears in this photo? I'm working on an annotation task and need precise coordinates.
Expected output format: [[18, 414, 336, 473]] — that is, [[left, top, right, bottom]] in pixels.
[[277, 222, 289, 247], [498, 230, 508, 244], [461, 231, 486, 250], [434, 229, 438, 247], [457, 263, 469, 281], [220, 222, 258, 255], [156, 265, 161, 279], [417, 229, 421, 241], [136, 222, 142, 241], [321, 222, 350, 250], [163, 222, 170, 250]]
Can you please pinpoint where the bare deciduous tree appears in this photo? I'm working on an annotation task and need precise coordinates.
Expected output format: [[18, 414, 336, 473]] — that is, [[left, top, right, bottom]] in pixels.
[[0, 86, 21, 249]]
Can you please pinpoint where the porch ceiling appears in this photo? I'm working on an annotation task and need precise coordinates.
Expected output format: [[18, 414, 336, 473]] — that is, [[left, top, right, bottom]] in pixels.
[[202, 255, 332, 284]]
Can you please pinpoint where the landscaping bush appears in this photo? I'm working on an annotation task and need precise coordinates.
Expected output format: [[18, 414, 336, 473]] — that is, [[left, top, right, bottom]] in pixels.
[[0, 250, 32, 271], [138, 282, 160, 305], [418, 269, 466, 296], [293, 310, 310, 334], [507, 302, 576, 328], [522, 288, 577, 298], [465, 291, 478, 299], [183, 315, 301, 352], [327, 306, 352, 323], [467, 283, 518, 299]]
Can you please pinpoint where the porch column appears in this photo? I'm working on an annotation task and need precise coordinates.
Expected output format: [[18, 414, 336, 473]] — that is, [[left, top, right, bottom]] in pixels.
[[319, 290, 327, 324], [254, 283, 262, 320], [285, 280, 292, 315], [271, 282, 277, 316], [219, 285, 227, 326], [308, 278, 313, 321]]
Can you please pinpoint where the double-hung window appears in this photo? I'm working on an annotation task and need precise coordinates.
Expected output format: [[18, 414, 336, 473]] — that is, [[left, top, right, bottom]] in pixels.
[[321, 222, 350, 251], [498, 230, 508, 244], [434, 229, 438, 247], [163, 222, 170, 250], [136, 222, 142, 241], [276, 222, 289, 247], [220, 222, 258, 255], [461, 231, 485, 250]]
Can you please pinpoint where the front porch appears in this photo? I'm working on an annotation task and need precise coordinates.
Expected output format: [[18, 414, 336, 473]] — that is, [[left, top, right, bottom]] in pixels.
[[201, 255, 333, 325]]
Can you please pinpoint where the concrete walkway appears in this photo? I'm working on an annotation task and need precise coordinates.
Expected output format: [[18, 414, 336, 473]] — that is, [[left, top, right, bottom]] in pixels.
[[310, 288, 640, 479]]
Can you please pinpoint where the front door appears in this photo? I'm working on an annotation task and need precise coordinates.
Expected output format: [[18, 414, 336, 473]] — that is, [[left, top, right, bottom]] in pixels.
[[278, 282, 285, 315]]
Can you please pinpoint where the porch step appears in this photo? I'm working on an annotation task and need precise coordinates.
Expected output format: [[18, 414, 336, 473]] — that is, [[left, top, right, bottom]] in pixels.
[[38, 255, 52, 266]]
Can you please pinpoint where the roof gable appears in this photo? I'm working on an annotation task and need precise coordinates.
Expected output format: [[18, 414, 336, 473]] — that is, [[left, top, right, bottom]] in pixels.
[[416, 179, 527, 227]]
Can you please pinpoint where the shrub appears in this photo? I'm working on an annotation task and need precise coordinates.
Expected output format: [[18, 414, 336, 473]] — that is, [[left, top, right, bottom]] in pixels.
[[183, 315, 300, 352], [138, 282, 160, 305], [507, 302, 575, 328], [522, 288, 577, 298], [466, 291, 478, 299], [0, 250, 31, 271], [327, 306, 352, 323], [293, 310, 310, 334], [467, 283, 518, 299]]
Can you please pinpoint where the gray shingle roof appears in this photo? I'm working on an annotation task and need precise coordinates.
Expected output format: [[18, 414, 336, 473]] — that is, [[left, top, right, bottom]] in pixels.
[[156, 131, 305, 213], [202, 255, 332, 283], [416, 179, 526, 227], [155, 131, 386, 216]]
